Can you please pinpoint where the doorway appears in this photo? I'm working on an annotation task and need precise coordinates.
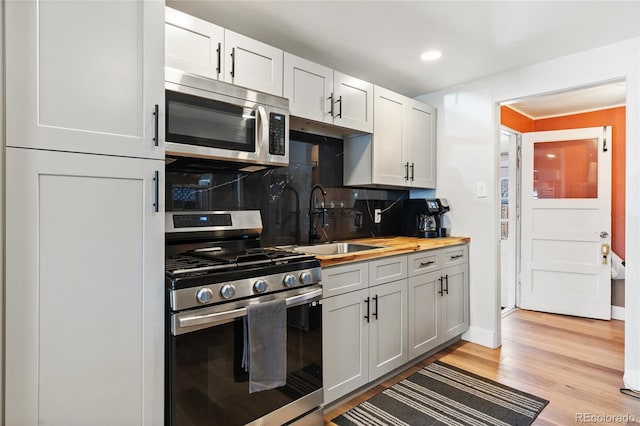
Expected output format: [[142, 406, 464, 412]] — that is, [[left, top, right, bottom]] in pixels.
[[499, 128, 519, 312], [498, 80, 626, 319]]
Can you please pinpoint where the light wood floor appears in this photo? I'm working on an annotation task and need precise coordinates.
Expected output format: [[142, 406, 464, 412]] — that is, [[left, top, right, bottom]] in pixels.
[[324, 309, 640, 425]]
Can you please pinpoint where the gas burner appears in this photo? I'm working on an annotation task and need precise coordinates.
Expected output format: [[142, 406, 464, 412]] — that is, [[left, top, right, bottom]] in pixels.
[[165, 211, 322, 310]]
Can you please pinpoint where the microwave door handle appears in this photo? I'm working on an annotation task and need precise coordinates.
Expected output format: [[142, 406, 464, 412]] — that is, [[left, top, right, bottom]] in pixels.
[[257, 105, 269, 156]]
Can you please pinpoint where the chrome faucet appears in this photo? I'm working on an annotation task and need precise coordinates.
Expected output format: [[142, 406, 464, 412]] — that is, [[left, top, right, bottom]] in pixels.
[[308, 184, 328, 244]]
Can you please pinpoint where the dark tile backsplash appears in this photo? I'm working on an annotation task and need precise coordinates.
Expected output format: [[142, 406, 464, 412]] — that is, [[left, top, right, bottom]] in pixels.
[[166, 132, 407, 246]]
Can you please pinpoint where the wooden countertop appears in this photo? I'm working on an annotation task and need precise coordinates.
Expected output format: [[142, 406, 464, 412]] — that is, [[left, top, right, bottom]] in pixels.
[[313, 236, 471, 267]]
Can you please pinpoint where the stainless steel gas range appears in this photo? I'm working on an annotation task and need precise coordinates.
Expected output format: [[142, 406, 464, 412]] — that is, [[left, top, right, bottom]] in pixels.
[[165, 210, 323, 426]]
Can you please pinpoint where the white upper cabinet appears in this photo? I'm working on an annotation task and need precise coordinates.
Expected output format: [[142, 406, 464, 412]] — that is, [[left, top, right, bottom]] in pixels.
[[407, 98, 436, 188], [224, 30, 283, 96], [165, 7, 283, 97], [369, 86, 407, 186], [284, 53, 334, 124], [343, 86, 436, 188], [165, 7, 224, 80], [5, 0, 164, 159], [333, 71, 374, 133], [284, 53, 373, 133]]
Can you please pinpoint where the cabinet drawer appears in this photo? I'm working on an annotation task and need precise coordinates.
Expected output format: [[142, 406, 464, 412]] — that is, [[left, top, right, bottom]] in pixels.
[[369, 255, 407, 287], [442, 245, 468, 268], [322, 262, 369, 298], [408, 251, 440, 276]]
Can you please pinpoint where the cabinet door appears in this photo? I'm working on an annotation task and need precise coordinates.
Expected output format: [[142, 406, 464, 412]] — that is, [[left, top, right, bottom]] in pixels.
[[5, 148, 164, 426], [371, 86, 407, 186], [284, 53, 333, 124], [5, 0, 164, 159], [406, 99, 436, 188], [333, 72, 373, 133], [323, 289, 369, 405], [369, 280, 408, 381], [165, 6, 224, 80], [441, 264, 470, 341], [224, 30, 283, 96], [408, 272, 441, 359]]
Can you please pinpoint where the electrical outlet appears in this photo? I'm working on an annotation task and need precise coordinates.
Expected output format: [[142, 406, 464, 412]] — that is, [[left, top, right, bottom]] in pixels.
[[374, 209, 382, 224]]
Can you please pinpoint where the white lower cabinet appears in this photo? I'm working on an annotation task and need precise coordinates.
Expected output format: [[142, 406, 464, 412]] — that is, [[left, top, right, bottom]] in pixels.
[[408, 245, 469, 359], [5, 148, 164, 426], [323, 256, 408, 405], [323, 245, 469, 405]]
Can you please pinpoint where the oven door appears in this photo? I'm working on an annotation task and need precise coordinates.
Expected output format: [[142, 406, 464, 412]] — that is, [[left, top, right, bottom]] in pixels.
[[167, 288, 323, 426]]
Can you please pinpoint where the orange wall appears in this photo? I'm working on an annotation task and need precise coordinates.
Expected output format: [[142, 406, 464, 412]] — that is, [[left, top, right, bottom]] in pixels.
[[501, 105, 534, 132], [501, 106, 626, 259]]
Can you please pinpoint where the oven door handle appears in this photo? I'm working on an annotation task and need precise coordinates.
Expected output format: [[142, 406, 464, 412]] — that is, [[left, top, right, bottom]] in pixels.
[[176, 288, 323, 331]]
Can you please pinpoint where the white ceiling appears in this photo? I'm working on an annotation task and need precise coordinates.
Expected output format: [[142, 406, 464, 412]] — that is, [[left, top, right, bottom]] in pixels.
[[505, 81, 627, 119], [166, 1, 639, 115]]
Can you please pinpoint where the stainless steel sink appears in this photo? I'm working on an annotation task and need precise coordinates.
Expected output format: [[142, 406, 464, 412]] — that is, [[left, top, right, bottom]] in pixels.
[[293, 242, 386, 256]]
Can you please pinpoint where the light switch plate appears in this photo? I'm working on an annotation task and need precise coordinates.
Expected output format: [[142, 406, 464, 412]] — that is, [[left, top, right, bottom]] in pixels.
[[476, 181, 487, 198]]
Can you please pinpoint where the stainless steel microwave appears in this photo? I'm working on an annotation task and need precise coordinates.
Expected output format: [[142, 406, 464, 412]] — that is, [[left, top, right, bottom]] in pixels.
[[165, 68, 289, 168]]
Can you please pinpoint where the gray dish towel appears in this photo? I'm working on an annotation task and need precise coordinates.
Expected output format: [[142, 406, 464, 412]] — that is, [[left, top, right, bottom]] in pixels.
[[244, 299, 287, 393]]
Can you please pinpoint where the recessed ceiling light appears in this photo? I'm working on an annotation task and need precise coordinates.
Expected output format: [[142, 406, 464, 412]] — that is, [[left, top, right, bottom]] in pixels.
[[420, 50, 442, 61]]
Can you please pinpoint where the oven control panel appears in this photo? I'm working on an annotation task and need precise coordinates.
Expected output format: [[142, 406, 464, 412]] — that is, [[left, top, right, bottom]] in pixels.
[[169, 267, 322, 311]]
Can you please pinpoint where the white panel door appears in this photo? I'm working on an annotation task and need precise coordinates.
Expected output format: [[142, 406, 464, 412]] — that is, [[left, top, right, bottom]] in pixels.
[[284, 53, 334, 124], [372, 86, 406, 186], [224, 30, 283, 96], [5, 148, 164, 426], [322, 289, 369, 404], [441, 264, 470, 340], [521, 127, 611, 319], [5, 0, 164, 159], [408, 272, 441, 359], [165, 6, 224, 80], [369, 279, 408, 381], [406, 99, 436, 188], [334, 72, 373, 133]]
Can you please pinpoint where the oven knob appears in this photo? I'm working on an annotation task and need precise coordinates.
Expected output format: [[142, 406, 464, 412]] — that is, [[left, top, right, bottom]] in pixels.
[[282, 274, 296, 288], [253, 279, 268, 294], [195, 288, 214, 304], [220, 284, 236, 300], [299, 271, 313, 285]]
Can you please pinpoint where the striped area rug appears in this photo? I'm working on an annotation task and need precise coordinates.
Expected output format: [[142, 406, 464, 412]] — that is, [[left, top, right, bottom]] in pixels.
[[331, 361, 548, 426]]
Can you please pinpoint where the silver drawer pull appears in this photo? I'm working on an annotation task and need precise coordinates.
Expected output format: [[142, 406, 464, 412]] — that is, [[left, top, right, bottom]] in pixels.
[[419, 261, 435, 267], [450, 254, 464, 260]]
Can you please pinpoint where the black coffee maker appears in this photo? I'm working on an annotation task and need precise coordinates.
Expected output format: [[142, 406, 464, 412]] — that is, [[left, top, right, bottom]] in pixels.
[[402, 198, 450, 238]]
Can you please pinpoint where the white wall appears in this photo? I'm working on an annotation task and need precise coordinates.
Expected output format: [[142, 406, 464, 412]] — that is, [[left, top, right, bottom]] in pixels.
[[416, 37, 640, 389]]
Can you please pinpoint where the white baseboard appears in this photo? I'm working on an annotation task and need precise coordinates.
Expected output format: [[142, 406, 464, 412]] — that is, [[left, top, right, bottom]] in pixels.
[[461, 325, 499, 348], [612, 305, 625, 321]]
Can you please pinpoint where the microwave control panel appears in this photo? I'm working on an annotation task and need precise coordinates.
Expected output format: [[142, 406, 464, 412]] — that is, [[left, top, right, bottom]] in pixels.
[[269, 113, 286, 156]]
